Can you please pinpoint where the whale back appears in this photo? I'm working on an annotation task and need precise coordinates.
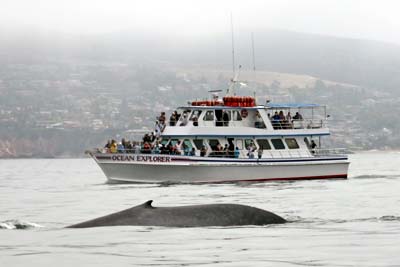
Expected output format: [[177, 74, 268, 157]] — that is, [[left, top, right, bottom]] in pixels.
[[67, 200, 286, 228]]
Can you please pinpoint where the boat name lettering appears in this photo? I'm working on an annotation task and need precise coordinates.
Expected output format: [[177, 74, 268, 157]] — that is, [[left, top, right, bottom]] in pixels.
[[111, 155, 171, 162]]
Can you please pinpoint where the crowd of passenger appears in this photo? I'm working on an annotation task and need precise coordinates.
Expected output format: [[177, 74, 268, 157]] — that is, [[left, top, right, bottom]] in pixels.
[[103, 138, 197, 156], [102, 137, 266, 159], [268, 111, 303, 129], [149, 109, 306, 131], [101, 109, 308, 157]]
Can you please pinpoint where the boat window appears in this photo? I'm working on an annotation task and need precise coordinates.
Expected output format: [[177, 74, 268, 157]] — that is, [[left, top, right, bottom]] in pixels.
[[183, 139, 193, 150], [169, 139, 180, 146], [244, 139, 254, 149], [235, 139, 243, 150], [285, 138, 299, 149], [256, 139, 271, 150], [208, 139, 220, 150], [223, 110, 231, 121], [232, 110, 242, 121], [203, 110, 214, 121], [190, 110, 202, 120], [179, 110, 190, 121], [161, 139, 169, 146], [271, 139, 285, 150], [181, 139, 193, 154], [193, 139, 204, 150]]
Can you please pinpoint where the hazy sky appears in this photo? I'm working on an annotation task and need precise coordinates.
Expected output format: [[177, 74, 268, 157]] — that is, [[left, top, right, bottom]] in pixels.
[[1, 0, 400, 44]]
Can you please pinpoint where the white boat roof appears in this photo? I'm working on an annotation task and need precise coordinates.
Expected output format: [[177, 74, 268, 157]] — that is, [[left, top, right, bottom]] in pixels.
[[179, 103, 323, 109]]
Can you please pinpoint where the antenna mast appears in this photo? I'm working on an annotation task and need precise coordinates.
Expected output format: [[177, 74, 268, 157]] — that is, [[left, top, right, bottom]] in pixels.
[[230, 13, 236, 79], [251, 32, 256, 72], [251, 32, 256, 80]]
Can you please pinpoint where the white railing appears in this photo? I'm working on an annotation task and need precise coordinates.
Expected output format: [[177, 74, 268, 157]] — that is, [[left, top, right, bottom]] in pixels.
[[272, 119, 328, 130], [312, 148, 348, 157]]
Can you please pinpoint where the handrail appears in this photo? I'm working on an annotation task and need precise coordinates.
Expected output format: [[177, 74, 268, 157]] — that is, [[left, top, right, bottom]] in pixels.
[[92, 147, 347, 159], [271, 119, 327, 130], [312, 148, 348, 157], [167, 118, 327, 130]]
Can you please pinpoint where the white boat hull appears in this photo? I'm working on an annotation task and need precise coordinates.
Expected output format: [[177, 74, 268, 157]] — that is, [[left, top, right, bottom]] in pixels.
[[92, 153, 349, 183]]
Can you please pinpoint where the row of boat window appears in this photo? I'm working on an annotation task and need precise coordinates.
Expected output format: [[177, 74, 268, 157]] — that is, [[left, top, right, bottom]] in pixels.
[[162, 138, 300, 151], [180, 109, 243, 123]]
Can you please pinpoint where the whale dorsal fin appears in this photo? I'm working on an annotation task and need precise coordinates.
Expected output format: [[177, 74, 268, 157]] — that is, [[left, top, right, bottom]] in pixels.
[[142, 200, 154, 208]]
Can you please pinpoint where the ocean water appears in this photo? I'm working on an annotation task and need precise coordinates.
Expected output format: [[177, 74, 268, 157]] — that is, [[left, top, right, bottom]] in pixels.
[[1, 151, 399, 267]]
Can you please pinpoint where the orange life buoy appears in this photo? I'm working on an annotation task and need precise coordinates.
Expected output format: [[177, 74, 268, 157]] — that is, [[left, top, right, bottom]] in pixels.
[[241, 109, 248, 118]]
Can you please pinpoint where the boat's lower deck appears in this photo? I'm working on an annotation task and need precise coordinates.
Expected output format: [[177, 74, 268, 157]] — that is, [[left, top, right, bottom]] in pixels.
[[92, 153, 349, 183]]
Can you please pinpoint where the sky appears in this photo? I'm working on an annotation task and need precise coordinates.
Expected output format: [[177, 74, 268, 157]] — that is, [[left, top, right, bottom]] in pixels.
[[1, 0, 400, 44]]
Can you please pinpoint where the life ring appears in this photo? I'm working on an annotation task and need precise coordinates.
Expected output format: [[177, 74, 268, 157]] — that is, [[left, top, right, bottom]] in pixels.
[[241, 109, 248, 118]]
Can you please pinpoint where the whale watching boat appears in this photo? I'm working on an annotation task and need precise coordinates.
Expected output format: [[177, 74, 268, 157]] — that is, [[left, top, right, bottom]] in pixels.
[[88, 78, 349, 183]]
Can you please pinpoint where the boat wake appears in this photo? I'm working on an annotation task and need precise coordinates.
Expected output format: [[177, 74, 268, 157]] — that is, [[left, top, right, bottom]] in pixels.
[[351, 174, 399, 179], [0, 220, 43, 230]]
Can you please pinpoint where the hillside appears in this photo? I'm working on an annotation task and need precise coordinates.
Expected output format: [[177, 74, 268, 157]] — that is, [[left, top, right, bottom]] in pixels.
[[1, 29, 399, 93]]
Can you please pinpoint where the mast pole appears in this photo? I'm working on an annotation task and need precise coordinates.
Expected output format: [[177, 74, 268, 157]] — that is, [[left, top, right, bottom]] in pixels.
[[251, 32, 256, 81], [230, 12, 236, 80]]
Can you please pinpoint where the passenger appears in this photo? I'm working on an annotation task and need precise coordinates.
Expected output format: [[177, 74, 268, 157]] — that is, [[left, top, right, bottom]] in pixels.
[[182, 142, 190, 156], [255, 111, 263, 128], [176, 111, 181, 121], [180, 113, 188, 126], [104, 140, 111, 153], [200, 145, 207, 157], [278, 111, 286, 129], [158, 112, 166, 124], [142, 142, 151, 154], [286, 112, 293, 129], [160, 144, 168, 154], [167, 144, 173, 154], [216, 143, 223, 157], [169, 111, 177, 126], [247, 148, 255, 159], [150, 132, 156, 142], [278, 110, 285, 121], [293, 112, 303, 120], [223, 111, 230, 126], [117, 142, 125, 153], [311, 140, 317, 154], [125, 141, 133, 153], [272, 111, 280, 121], [272, 111, 280, 129], [228, 142, 235, 158], [223, 144, 229, 156], [192, 116, 199, 127], [247, 142, 255, 159], [234, 147, 240, 158], [287, 112, 292, 122], [154, 121, 162, 139], [160, 121, 166, 132], [110, 140, 117, 153], [143, 133, 150, 143], [189, 148, 196, 156], [257, 147, 263, 159]]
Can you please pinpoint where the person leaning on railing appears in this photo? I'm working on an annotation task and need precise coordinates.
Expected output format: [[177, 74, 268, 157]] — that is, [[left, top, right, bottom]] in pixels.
[[311, 140, 317, 154]]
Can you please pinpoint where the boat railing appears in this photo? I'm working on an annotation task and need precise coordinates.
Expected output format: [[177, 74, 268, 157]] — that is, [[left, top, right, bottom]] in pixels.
[[168, 118, 327, 130], [271, 119, 327, 130], [312, 148, 348, 157], [91, 147, 347, 159]]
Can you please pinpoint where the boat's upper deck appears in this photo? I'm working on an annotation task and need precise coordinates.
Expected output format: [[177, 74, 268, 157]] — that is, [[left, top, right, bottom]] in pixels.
[[161, 99, 329, 138]]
